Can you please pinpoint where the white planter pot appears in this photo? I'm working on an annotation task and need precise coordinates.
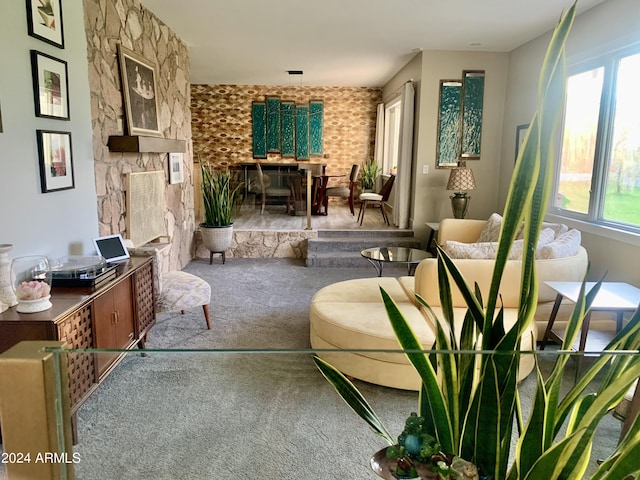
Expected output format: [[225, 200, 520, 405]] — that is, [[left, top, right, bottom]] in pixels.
[[200, 224, 233, 254]]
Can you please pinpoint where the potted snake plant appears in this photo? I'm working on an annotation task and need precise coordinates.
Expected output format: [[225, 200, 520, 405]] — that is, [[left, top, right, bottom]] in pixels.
[[200, 161, 242, 255], [314, 4, 640, 479], [361, 158, 379, 191]]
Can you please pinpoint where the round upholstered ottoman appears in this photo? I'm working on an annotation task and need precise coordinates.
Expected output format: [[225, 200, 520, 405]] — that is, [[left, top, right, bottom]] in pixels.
[[309, 276, 536, 391], [310, 277, 431, 390]]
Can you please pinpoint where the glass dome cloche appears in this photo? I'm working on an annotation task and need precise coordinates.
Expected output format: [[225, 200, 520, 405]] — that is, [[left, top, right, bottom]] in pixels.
[[10, 255, 52, 313]]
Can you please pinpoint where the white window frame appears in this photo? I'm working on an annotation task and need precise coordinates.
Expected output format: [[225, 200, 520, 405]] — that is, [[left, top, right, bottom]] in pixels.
[[548, 44, 640, 246], [382, 98, 402, 175]]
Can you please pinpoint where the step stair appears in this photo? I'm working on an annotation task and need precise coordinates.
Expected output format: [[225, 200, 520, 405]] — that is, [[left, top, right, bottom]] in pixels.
[[306, 229, 423, 268]]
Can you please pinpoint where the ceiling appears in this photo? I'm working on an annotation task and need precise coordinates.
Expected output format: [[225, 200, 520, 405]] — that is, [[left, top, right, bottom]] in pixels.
[[140, 0, 606, 87]]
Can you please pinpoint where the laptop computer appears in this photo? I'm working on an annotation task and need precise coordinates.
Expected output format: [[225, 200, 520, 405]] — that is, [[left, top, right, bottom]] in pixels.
[[92, 233, 130, 264]]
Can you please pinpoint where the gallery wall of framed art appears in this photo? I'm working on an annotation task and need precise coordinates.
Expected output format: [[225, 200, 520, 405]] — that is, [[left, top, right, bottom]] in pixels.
[[25, 0, 75, 194]]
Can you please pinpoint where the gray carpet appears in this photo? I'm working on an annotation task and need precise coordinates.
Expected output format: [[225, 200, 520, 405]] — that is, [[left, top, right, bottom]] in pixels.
[[1, 258, 623, 479], [74, 259, 418, 480]]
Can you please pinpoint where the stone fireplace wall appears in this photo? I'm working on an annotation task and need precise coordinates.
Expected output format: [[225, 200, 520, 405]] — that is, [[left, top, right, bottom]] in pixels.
[[83, 0, 193, 270]]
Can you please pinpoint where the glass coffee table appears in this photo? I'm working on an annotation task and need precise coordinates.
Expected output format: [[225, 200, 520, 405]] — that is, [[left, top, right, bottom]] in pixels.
[[360, 247, 433, 277]]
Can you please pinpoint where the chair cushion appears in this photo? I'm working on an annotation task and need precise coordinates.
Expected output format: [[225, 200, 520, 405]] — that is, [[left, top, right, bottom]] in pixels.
[[360, 192, 383, 201], [325, 186, 350, 197], [156, 271, 211, 313], [265, 186, 291, 196]]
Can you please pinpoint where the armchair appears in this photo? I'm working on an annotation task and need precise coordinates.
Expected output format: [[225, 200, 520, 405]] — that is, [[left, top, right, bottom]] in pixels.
[[137, 247, 212, 331]]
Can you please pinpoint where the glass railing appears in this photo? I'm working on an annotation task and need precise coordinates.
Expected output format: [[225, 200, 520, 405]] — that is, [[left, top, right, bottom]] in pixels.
[[0, 346, 638, 480]]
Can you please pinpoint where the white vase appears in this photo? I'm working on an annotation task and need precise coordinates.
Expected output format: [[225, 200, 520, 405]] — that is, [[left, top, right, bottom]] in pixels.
[[0, 244, 17, 308], [200, 224, 234, 254]]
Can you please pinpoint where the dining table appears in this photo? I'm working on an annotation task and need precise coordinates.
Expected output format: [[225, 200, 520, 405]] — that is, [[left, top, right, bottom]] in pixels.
[[240, 160, 326, 229]]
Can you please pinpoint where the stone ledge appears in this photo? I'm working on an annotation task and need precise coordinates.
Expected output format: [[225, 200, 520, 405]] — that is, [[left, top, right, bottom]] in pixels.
[[193, 229, 319, 259]]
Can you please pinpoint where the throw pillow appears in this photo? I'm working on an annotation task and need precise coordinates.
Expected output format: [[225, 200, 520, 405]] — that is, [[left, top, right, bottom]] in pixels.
[[541, 221, 569, 238], [516, 226, 556, 246], [444, 239, 525, 260], [537, 229, 581, 259], [537, 228, 556, 249], [477, 213, 503, 243]]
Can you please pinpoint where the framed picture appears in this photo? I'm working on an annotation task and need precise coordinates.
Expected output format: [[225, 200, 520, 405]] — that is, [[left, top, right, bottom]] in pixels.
[[30, 50, 69, 120], [26, 0, 65, 48], [36, 130, 74, 193], [168, 152, 184, 184], [459, 70, 485, 160], [515, 123, 530, 162], [435, 79, 462, 168], [117, 45, 161, 136]]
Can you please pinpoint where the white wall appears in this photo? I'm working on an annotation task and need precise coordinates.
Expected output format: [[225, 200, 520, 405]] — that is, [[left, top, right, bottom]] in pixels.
[[0, 0, 97, 259], [500, 0, 640, 283], [412, 50, 509, 244]]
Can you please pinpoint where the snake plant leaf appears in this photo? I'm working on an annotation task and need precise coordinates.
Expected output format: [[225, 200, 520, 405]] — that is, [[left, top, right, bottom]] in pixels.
[[553, 291, 637, 433], [413, 294, 459, 436], [312, 355, 394, 445], [379, 287, 455, 453], [522, 428, 589, 480], [380, 288, 456, 451], [460, 359, 502, 479], [511, 365, 548, 479], [592, 407, 640, 480], [436, 246, 486, 333], [557, 361, 640, 477]]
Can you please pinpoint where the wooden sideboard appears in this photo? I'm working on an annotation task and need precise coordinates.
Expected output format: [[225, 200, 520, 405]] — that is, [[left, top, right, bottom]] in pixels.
[[0, 256, 155, 414]]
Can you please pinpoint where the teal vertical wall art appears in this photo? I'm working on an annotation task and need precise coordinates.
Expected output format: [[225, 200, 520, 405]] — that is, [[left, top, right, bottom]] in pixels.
[[309, 100, 323, 156], [436, 80, 462, 167], [251, 96, 323, 159], [295, 105, 309, 160], [460, 70, 485, 159], [252, 102, 267, 158], [266, 96, 281, 153], [280, 101, 295, 158]]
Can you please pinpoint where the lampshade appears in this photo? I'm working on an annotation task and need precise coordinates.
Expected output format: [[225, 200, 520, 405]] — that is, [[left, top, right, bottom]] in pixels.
[[446, 167, 477, 191]]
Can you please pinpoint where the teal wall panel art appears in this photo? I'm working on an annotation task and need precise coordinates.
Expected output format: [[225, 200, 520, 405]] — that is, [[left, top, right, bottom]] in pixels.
[[460, 70, 485, 159], [266, 96, 281, 153], [309, 100, 323, 156], [251, 96, 323, 159], [252, 102, 267, 158], [295, 105, 309, 160], [436, 80, 462, 168], [281, 101, 295, 157]]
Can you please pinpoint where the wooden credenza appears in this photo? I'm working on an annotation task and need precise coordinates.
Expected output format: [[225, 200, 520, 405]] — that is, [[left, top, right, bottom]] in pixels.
[[0, 256, 155, 412]]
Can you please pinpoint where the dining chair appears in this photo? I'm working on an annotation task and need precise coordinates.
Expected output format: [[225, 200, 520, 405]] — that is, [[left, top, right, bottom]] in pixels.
[[323, 164, 360, 215], [357, 174, 395, 225], [254, 163, 292, 214]]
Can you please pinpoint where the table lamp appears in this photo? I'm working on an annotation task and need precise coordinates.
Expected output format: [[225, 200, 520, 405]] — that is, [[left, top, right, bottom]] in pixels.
[[446, 167, 477, 218]]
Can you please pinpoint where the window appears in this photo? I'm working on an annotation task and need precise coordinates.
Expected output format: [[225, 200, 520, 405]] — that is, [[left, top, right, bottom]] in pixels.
[[553, 48, 640, 233], [382, 98, 401, 175]]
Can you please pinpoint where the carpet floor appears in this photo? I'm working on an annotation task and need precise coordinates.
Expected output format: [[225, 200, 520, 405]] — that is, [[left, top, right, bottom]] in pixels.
[[1, 258, 623, 479]]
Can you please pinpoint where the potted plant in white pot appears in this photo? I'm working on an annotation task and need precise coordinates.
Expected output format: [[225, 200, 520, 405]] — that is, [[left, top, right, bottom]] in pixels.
[[200, 161, 242, 259], [315, 4, 640, 479], [361, 158, 379, 192]]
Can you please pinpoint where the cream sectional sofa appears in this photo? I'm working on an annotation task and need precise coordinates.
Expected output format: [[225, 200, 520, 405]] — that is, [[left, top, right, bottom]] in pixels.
[[310, 217, 592, 391], [436, 217, 612, 337]]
